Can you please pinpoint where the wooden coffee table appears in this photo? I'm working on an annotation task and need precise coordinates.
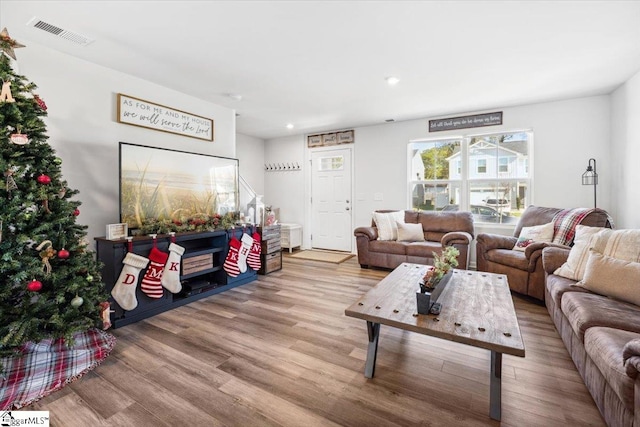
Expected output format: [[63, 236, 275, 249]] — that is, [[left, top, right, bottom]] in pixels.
[[344, 263, 525, 421]]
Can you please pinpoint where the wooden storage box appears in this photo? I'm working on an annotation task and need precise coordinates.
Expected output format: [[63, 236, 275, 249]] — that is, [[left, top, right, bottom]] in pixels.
[[260, 251, 282, 274], [182, 253, 214, 276], [261, 238, 281, 253]]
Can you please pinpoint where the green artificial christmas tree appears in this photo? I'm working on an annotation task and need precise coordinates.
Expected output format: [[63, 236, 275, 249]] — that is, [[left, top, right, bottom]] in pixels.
[[0, 28, 109, 359]]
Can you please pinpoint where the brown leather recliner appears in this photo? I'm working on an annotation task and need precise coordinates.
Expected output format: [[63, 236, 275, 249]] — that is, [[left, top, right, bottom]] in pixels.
[[475, 205, 613, 301], [354, 210, 474, 270]]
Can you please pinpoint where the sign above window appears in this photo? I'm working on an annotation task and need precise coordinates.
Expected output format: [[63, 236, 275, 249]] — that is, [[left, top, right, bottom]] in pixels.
[[429, 112, 503, 132]]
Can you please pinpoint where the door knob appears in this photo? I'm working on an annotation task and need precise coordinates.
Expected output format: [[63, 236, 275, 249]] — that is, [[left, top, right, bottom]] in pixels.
[[346, 207, 350, 211]]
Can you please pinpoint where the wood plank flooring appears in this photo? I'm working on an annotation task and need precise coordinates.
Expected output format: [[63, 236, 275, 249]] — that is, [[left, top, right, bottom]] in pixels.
[[31, 256, 605, 426]]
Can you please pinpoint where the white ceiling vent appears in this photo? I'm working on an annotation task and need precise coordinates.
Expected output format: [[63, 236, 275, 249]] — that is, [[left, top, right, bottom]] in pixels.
[[26, 17, 95, 46]]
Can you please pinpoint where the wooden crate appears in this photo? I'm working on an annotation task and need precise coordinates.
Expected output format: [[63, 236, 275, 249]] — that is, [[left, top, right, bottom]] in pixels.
[[260, 251, 282, 274], [261, 238, 281, 253], [182, 253, 214, 276]]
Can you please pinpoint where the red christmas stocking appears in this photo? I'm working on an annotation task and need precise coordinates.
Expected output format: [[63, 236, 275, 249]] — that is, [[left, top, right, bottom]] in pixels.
[[224, 236, 241, 277], [247, 231, 262, 271], [141, 246, 169, 299], [111, 252, 149, 311]]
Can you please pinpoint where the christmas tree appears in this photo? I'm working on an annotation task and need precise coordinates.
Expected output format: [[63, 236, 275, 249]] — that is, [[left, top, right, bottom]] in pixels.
[[0, 28, 108, 359]]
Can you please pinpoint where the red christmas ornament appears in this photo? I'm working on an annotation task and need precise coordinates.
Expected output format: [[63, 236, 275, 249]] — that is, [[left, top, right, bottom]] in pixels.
[[73, 208, 80, 216], [37, 174, 51, 185], [34, 94, 47, 111], [27, 279, 42, 292], [58, 248, 70, 259]]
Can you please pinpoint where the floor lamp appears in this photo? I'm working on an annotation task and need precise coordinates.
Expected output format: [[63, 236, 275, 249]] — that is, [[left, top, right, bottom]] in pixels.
[[581, 158, 598, 209]]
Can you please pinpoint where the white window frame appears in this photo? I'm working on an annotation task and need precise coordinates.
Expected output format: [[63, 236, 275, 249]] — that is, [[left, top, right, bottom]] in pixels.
[[408, 129, 533, 225]]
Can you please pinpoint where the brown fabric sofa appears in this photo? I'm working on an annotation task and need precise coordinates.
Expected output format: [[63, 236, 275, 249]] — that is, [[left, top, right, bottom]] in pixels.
[[543, 247, 640, 427], [354, 210, 474, 270], [476, 206, 612, 301]]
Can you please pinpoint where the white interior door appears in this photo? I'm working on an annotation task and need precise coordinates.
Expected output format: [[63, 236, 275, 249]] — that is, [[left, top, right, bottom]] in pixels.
[[311, 148, 352, 251]]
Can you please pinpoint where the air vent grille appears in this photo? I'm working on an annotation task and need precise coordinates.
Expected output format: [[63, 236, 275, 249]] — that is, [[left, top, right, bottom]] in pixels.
[[27, 17, 95, 46]]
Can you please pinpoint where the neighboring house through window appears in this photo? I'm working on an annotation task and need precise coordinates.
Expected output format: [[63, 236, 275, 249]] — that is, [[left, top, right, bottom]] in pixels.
[[408, 131, 532, 224]]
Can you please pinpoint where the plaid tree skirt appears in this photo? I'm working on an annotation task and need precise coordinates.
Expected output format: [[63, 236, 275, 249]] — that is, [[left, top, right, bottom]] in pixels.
[[0, 328, 116, 410]]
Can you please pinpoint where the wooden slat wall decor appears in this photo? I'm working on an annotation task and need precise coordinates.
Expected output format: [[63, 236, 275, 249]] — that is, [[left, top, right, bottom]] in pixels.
[[307, 130, 354, 148]]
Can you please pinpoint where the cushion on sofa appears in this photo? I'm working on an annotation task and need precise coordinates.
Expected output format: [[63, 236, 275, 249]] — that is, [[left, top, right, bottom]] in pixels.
[[579, 251, 640, 307], [372, 211, 405, 241], [591, 229, 640, 263], [513, 222, 554, 252], [485, 248, 529, 270], [554, 225, 606, 281], [561, 291, 640, 342], [405, 241, 444, 257], [584, 327, 640, 410], [369, 239, 407, 255], [545, 273, 591, 308], [396, 222, 425, 242]]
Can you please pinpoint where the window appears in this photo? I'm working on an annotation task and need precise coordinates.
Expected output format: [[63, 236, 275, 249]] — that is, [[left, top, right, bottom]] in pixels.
[[408, 131, 531, 224], [318, 156, 344, 171], [498, 157, 509, 173], [477, 159, 487, 174]]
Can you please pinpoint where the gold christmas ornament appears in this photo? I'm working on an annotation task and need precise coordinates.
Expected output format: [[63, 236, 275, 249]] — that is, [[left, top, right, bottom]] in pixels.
[[36, 240, 57, 276], [0, 27, 26, 60]]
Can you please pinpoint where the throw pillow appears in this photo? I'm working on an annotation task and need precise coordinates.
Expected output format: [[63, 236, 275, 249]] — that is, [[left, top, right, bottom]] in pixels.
[[591, 229, 640, 263], [372, 211, 405, 241], [512, 222, 554, 252], [579, 251, 640, 306], [554, 225, 606, 281], [396, 221, 425, 242]]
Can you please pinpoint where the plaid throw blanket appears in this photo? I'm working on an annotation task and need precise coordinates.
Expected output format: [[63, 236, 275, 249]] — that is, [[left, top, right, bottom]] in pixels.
[[552, 208, 595, 246], [0, 328, 116, 410]]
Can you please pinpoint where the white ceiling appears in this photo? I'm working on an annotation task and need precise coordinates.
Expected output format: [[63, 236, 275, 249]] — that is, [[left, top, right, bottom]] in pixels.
[[2, 1, 640, 140]]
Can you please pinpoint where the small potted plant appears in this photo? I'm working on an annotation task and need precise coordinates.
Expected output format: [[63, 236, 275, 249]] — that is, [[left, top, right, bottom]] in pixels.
[[420, 246, 459, 291], [417, 246, 460, 314]]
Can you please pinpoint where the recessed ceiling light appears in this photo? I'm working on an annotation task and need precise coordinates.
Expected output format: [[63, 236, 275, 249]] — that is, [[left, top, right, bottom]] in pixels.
[[385, 76, 400, 86], [286, 123, 294, 129], [228, 93, 242, 101]]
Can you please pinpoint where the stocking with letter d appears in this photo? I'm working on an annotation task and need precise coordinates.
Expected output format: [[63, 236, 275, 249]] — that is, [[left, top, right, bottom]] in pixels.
[[110, 252, 149, 311]]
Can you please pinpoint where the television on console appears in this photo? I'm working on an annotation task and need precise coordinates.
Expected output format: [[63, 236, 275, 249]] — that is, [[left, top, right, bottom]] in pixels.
[[119, 142, 239, 231]]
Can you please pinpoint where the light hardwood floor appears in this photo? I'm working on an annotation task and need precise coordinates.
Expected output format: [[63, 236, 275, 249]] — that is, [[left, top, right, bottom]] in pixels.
[[32, 256, 605, 426]]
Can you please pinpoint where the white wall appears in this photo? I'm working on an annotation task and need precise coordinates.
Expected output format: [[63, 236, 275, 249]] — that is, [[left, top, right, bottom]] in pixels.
[[264, 135, 306, 225], [16, 41, 236, 244], [611, 70, 640, 229], [266, 95, 612, 252], [236, 133, 265, 196]]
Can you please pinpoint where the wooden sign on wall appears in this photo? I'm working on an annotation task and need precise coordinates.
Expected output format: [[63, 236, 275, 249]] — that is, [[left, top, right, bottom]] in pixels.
[[117, 93, 214, 141], [307, 129, 354, 147], [429, 111, 503, 132]]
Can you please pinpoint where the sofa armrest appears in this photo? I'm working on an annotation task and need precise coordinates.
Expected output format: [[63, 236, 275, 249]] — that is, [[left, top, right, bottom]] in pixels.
[[354, 226, 378, 241], [524, 242, 570, 270], [542, 246, 571, 274], [442, 231, 472, 247], [623, 339, 640, 379], [476, 233, 518, 251]]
